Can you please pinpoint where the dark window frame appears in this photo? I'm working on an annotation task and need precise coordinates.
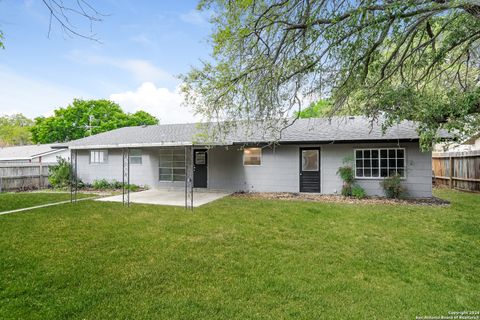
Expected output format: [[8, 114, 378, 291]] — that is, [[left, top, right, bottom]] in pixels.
[[354, 148, 406, 179]]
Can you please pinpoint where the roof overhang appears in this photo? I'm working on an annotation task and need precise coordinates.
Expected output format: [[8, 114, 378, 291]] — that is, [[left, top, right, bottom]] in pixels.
[[233, 138, 420, 145], [0, 148, 67, 161], [31, 148, 68, 157], [68, 138, 422, 149], [0, 157, 31, 161], [69, 141, 234, 150]]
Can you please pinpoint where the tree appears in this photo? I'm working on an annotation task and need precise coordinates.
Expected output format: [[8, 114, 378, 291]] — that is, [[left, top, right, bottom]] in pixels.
[[295, 98, 362, 118], [0, 114, 34, 146], [30, 99, 159, 144], [183, 0, 480, 149], [296, 99, 333, 118]]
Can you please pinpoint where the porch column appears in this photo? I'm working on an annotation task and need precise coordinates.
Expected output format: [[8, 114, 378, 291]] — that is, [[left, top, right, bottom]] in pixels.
[[122, 148, 130, 207], [70, 149, 78, 204], [184, 146, 194, 210]]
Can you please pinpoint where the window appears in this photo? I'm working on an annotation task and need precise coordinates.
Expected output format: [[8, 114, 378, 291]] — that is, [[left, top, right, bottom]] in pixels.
[[302, 149, 319, 171], [355, 148, 405, 178], [90, 150, 108, 163], [159, 148, 185, 182], [195, 151, 206, 165], [243, 148, 261, 166], [129, 149, 142, 165]]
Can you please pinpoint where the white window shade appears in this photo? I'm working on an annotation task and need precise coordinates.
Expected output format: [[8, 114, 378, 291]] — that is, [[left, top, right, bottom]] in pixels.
[[243, 148, 262, 166], [90, 150, 108, 163], [129, 149, 142, 165]]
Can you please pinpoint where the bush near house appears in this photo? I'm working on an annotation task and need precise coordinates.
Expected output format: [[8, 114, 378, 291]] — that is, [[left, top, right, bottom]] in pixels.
[[48, 158, 74, 189], [91, 179, 142, 192], [337, 156, 367, 199], [351, 184, 367, 199], [49, 158, 86, 189], [337, 156, 355, 196], [381, 174, 406, 198]]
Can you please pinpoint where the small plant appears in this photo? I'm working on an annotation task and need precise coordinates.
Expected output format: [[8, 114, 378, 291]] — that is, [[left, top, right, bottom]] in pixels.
[[337, 166, 354, 184], [49, 157, 72, 189], [126, 184, 141, 192], [381, 174, 405, 199], [341, 185, 352, 196], [111, 180, 123, 189], [351, 184, 367, 199], [92, 179, 111, 190], [91, 179, 142, 191], [337, 155, 354, 196]]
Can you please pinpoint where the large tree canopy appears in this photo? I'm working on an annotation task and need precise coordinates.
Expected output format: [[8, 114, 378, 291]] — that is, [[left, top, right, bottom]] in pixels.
[[31, 99, 159, 144], [0, 114, 33, 146], [183, 0, 480, 149], [295, 98, 363, 118]]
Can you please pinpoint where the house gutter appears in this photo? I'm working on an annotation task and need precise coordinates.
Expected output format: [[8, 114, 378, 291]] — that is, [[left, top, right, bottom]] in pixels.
[[68, 141, 234, 150], [232, 138, 421, 146], [67, 138, 424, 150]]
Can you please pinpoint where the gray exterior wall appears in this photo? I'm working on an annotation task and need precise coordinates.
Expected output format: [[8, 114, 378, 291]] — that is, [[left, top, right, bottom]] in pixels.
[[75, 148, 159, 188], [74, 141, 432, 197], [76, 147, 193, 189], [321, 142, 432, 198]]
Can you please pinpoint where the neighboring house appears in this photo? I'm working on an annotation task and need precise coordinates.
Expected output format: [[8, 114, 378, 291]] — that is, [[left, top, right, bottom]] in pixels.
[[66, 116, 441, 198], [0, 144, 69, 164], [434, 133, 480, 152]]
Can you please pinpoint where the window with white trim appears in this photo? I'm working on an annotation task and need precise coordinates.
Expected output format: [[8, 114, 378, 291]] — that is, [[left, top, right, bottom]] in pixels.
[[90, 150, 108, 163], [129, 149, 142, 165], [243, 148, 262, 166], [159, 148, 185, 182], [355, 148, 405, 178]]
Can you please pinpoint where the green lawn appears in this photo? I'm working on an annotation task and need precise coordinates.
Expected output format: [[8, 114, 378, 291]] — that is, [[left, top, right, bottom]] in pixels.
[[0, 192, 95, 212], [0, 189, 478, 319]]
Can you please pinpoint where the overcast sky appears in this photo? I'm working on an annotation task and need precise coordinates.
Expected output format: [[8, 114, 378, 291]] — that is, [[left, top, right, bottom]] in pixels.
[[0, 0, 212, 123]]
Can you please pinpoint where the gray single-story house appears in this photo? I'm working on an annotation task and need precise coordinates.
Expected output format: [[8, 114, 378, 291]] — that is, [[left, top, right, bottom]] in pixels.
[[64, 116, 438, 198]]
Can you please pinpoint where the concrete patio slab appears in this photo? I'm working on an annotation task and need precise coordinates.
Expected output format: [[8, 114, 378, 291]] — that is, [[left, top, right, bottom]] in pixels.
[[96, 189, 231, 207]]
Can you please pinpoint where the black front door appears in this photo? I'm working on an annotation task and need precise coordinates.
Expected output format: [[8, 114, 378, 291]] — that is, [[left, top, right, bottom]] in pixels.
[[299, 148, 321, 193], [193, 149, 208, 188]]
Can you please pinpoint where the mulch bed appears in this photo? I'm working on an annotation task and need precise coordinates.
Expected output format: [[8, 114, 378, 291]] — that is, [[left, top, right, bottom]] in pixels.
[[233, 192, 450, 206]]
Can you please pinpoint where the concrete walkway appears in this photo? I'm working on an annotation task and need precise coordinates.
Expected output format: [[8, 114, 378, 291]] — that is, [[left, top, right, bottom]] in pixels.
[[96, 189, 231, 207]]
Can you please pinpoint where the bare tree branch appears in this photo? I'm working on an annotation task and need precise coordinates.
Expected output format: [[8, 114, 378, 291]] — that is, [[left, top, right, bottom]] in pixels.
[[41, 0, 105, 42]]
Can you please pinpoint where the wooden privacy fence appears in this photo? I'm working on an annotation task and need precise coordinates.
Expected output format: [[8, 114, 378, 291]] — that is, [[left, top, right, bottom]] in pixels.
[[432, 150, 480, 192], [0, 163, 53, 192]]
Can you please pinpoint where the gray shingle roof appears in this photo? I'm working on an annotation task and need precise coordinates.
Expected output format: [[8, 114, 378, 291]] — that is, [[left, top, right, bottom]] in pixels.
[[0, 143, 66, 161], [67, 116, 443, 149]]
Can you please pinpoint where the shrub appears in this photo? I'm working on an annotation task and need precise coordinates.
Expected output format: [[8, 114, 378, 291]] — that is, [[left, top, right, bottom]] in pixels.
[[381, 174, 405, 198], [337, 166, 354, 184], [91, 179, 142, 191], [126, 184, 140, 192], [92, 179, 111, 190], [341, 185, 352, 197], [337, 155, 355, 196], [351, 184, 367, 199], [49, 157, 72, 189], [111, 180, 123, 189]]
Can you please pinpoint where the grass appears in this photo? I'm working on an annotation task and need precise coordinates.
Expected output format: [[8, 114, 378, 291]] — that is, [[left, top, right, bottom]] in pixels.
[[0, 192, 95, 212], [0, 189, 478, 319]]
